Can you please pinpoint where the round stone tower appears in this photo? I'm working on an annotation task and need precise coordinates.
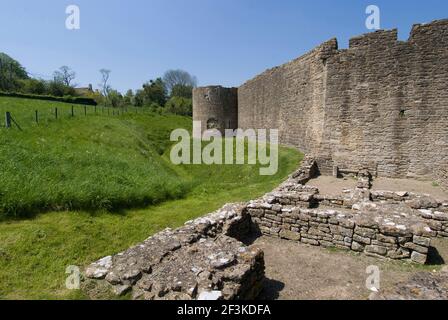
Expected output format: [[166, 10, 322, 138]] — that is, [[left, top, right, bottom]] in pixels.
[[192, 86, 238, 138]]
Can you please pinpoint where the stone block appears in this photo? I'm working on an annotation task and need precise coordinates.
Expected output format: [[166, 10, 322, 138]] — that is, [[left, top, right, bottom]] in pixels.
[[413, 235, 431, 247], [411, 251, 427, 264], [403, 242, 429, 254], [365, 245, 387, 256], [279, 229, 301, 241]]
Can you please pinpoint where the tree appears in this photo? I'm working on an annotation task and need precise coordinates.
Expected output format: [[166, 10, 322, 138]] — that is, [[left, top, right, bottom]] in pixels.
[[165, 96, 192, 116], [99, 69, 111, 97], [19, 78, 47, 95], [47, 79, 76, 97], [141, 78, 167, 106], [133, 89, 144, 107], [162, 69, 197, 94], [108, 89, 124, 108], [171, 84, 194, 99], [0, 52, 29, 91], [53, 66, 76, 87], [123, 89, 134, 105]]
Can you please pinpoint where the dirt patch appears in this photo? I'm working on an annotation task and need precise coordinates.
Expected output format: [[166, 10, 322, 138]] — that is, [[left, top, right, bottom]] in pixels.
[[254, 236, 448, 300], [306, 176, 357, 196], [307, 176, 448, 201], [372, 178, 448, 200]]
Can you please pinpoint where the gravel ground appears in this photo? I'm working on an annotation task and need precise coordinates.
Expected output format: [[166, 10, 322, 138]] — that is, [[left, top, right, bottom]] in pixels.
[[254, 236, 448, 300]]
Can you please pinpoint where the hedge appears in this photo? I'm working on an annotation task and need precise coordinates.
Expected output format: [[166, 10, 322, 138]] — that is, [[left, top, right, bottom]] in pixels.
[[0, 92, 97, 106]]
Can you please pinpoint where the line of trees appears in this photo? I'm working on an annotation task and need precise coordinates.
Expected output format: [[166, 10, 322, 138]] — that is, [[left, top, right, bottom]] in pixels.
[[89, 69, 197, 116], [0, 53, 81, 97], [0, 52, 197, 116]]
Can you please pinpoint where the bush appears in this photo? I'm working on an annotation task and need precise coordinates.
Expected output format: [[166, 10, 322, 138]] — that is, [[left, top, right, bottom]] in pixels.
[[0, 91, 97, 105], [165, 96, 192, 116], [18, 79, 47, 95]]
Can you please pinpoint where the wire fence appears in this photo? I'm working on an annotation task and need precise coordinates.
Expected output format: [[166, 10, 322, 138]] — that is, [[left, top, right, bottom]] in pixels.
[[0, 105, 153, 130]]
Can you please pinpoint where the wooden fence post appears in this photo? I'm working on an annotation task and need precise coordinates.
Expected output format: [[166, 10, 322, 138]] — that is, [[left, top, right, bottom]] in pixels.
[[55, 107, 58, 119], [84, 106, 87, 116], [71, 106, 74, 117], [35, 110, 38, 124], [5, 112, 11, 128]]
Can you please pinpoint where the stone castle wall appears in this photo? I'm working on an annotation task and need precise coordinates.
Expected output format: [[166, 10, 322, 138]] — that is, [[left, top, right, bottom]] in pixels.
[[194, 19, 448, 186]]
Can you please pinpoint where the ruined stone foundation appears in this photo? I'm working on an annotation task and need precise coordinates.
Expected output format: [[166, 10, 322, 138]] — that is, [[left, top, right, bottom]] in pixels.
[[83, 204, 264, 300], [84, 157, 448, 300]]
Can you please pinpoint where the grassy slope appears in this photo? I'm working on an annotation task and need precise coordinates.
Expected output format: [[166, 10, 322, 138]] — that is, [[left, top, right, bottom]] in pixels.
[[0, 97, 190, 218], [0, 96, 302, 299]]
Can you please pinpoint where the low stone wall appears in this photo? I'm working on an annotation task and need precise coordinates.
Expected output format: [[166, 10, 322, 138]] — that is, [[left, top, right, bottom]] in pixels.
[[84, 204, 264, 300], [371, 191, 448, 238], [83, 156, 448, 300], [245, 158, 448, 265], [247, 201, 432, 264]]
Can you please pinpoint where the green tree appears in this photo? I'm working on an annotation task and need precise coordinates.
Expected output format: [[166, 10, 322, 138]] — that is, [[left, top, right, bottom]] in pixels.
[[0, 52, 29, 91], [18, 78, 47, 95], [141, 78, 167, 106], [108, 89, 124, 108], [165, 96, 192, 116], [133, 89, 144, 107], [47, 80, 76, 97], [171, 84, 193, 99], [123, 89, 134, 105]]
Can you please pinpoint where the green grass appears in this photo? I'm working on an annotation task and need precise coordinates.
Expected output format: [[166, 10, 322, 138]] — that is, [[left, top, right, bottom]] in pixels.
[[0, 96, 303, 299], [0, 97, 192, 218]]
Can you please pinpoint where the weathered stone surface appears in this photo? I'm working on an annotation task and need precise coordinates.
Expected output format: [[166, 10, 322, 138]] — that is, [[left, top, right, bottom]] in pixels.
[[370, 272, 448, 300], [245, 159, 441, 264], [195, 19, 448, 189], [83, 204, 264, 300], [365, 245, 388, 256], [411, 251, 428, 264], [413, 236, 431, 247], [279, 229, 301, 241]]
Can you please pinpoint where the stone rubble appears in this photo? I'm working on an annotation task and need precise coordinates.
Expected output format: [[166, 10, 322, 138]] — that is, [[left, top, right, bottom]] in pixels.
[[370, 268, 448, 300], [84, 156, 447, 300], [84, 204, 264, 300]]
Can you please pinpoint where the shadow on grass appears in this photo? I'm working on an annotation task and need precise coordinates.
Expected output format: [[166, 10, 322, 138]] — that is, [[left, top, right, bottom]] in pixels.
[[0, 191, 190, 223]]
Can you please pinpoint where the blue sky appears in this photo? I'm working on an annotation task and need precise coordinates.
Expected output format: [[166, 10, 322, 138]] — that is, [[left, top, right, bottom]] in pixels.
[[0, 0, 447, 93]]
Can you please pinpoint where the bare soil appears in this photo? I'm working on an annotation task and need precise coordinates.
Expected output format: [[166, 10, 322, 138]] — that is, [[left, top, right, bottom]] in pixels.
[[372, 177, 448, 200], [307, 176, 448, 200], [305, 176, 357, 196], [254, 236, 448, 300]]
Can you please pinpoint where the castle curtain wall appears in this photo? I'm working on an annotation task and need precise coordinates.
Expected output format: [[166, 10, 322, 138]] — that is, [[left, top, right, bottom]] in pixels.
[[195, 20, 448, 186], [323, 21, 448, 180]]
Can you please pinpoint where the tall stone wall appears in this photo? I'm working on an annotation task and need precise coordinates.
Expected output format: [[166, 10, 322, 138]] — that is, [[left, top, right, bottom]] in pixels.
[[321, 21, 448, 179], [236, 19, 448, 181], [238, 39, 337, 157]]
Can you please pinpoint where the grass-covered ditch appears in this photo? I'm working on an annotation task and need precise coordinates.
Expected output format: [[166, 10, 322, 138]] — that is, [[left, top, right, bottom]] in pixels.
[[0, 96, 303, 299]]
